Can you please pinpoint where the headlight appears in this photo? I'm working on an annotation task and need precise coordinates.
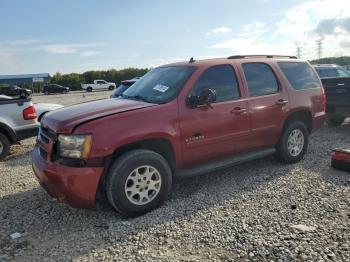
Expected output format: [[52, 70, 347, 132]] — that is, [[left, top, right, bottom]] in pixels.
[[57, 135, 92, 159]]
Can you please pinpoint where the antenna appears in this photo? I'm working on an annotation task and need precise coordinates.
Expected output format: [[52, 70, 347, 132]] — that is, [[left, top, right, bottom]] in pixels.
[[189, 57, 195, 63]]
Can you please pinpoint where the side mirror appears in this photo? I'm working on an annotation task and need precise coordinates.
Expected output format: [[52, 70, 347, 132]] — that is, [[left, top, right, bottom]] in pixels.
[[187, 88, 217, 108]]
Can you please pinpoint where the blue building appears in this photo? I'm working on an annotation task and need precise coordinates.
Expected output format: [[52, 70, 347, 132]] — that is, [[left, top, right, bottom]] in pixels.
[[0, 73, 50, 92]]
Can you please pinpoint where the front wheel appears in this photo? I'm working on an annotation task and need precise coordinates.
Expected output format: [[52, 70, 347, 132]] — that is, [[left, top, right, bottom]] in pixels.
[[275, 121, 309, 164], [108, 86, 115, 90], [106, 149, 172, 217]]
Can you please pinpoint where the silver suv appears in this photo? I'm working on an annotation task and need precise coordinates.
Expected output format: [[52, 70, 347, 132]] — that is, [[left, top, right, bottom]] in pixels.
[[0, 95, 39, 160]]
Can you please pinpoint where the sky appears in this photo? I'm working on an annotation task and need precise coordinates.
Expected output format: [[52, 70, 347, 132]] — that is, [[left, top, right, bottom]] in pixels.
[[0, 0, 349, 74]]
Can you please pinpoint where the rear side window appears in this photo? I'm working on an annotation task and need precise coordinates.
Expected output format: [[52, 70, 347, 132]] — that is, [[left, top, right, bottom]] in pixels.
[[243, 63, 279, 97], [192, 64, 240, 102], [278, 62, 321, 90]]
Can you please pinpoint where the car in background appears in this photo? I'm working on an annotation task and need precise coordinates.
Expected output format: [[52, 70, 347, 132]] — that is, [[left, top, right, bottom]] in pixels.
[[43, 84, 70, 95], [345, 65, 350, 72], [313, 64, 350, 125], [82, 80, 116, 92], [34, 103, 64, 121], [110, 77, 141, 98], [0, 95, 38, 160], [0, 85, 32, 99], [314, 64, 350, 78]]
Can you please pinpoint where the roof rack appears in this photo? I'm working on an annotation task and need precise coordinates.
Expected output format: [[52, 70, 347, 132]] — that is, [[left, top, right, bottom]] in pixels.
[[227, 55, 297, 59]]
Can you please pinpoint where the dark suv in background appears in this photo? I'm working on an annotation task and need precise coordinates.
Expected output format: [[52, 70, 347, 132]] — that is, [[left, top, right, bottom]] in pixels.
[[110, 77, 140, 98], [43, 84, 70, 95], [0, 85, 32, 98], [314, 64, 350, 125]]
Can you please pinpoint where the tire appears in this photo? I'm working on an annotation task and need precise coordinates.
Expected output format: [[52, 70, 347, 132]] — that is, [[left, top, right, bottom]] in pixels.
[[108, 86, 114, 90], [44, 91, 49, 95], [0, 133, 10, 161], [326, 115, 345, 126], [87, 87, 93, 92], [20, 92, 27, 99], [106, 149, 172, 217], [62, 90, 67, 94], [275, 121, 309, 164]]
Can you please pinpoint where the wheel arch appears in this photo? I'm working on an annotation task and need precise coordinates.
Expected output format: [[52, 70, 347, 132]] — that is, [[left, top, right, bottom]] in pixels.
[[282, 109, 312, 134], [0, 122, 16, 143], [96, 137, 177, 200]]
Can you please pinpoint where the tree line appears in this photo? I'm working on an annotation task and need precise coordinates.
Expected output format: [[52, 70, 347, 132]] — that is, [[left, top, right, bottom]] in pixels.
[[51, 68, 149, 91], [310, 56, 350, 66]]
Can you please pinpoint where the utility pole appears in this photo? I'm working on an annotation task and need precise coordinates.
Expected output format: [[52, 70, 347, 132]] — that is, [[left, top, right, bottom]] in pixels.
[[296, 46, 302, 59], [316, 39, 323, 60]]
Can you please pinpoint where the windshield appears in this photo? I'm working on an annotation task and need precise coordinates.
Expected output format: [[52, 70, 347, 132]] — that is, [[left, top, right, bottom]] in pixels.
[[122, 66, 196, 104]]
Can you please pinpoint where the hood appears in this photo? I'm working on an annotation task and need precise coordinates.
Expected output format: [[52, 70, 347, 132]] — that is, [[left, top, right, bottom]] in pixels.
[[42, 98, 155, 133]]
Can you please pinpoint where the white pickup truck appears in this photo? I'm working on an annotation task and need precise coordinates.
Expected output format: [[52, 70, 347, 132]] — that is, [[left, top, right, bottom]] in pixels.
[[81, 80, 116, 92]]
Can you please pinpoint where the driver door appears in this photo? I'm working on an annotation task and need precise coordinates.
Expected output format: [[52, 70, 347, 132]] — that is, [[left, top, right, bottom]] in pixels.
[[178, 64, 251, 168]]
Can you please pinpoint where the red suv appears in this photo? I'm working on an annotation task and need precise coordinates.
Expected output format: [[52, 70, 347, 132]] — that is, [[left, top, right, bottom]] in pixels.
[[33, 55, 325, 217]]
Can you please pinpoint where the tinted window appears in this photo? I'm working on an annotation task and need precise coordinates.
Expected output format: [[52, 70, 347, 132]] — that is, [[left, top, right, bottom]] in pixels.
[[243, 63, 279, 96], [192, 65, 240, 102], [279, 62, 321, 90], [337, 68, 350, 77]]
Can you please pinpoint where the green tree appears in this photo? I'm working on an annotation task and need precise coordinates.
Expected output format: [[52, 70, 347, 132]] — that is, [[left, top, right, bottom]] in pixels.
[[51, 68, 149, 91], [311, 56, 350, 66]]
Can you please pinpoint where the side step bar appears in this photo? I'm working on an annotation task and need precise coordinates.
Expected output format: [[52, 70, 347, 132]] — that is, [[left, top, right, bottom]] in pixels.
[[175, 148, 276, 177]]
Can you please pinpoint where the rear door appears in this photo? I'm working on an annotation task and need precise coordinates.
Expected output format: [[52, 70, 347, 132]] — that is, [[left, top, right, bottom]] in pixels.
[[241, 62, 289, 147], [179, 64, 251, 167]]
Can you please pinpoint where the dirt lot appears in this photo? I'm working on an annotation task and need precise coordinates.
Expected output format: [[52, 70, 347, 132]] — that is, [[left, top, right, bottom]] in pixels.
[[0, 92, 349, 261]]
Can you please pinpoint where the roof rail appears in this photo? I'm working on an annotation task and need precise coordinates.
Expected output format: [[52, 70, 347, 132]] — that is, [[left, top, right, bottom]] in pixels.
[[227, 55, 297, 59]]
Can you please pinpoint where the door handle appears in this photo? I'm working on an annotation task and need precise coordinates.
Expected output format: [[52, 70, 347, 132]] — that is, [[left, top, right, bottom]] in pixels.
[[275, 99, 288, 106], [337, 83, 345, 86], [231, 107, 247, 115]]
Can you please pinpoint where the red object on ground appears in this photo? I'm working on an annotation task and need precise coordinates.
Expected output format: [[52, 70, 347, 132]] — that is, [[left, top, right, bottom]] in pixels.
[[331, 149, 350, 172]]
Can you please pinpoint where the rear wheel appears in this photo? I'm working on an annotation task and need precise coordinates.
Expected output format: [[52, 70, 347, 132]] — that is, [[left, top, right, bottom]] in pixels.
[[87, 87, 93, 92], [276, 121, 309, 163], [326, 115, 345, 126], [44, 91, 49, 95], [0, 133, 10, 161], [106, 149, 172, 217]]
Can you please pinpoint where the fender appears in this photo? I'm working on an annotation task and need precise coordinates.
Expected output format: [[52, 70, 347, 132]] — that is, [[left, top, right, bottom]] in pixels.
[[0, 122, 17, 142]]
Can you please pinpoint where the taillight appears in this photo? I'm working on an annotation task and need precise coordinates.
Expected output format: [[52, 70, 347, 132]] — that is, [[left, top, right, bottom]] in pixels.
[[23, 106, 37, 120]]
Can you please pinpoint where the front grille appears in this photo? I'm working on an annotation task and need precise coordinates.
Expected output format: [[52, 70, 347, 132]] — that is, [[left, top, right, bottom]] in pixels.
[[37, 126, 57, 161]]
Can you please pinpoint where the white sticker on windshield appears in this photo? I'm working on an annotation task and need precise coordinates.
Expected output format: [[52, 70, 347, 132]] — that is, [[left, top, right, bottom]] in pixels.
[[153, 84, 169, 92]]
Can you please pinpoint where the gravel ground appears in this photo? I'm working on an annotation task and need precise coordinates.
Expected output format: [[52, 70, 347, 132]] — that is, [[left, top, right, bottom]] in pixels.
[[0, 92, 349, 261]]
